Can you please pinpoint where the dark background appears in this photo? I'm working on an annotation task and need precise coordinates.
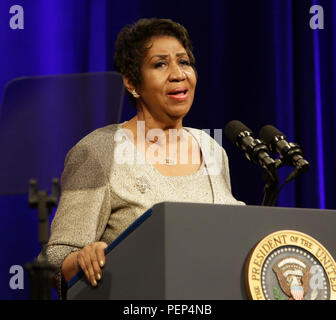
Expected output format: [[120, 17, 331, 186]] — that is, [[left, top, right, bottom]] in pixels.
[[0, 0, 335, 299]]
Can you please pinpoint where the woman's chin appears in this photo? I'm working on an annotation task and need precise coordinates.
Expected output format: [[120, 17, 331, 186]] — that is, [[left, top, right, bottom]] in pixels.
[[167, 110, 190, 121], [167, 103, 192, 118]]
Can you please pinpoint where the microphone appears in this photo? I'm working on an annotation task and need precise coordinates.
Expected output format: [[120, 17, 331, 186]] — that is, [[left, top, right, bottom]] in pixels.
[[224, 120, 276, 171], [259, 125, 310, 172]]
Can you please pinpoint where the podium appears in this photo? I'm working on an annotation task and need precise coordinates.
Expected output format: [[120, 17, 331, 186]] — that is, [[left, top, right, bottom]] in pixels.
[[66, 202, 336, 300]]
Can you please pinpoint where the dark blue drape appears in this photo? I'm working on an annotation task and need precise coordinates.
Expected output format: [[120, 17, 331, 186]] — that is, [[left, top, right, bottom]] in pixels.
[[0, 0, 335, 299]]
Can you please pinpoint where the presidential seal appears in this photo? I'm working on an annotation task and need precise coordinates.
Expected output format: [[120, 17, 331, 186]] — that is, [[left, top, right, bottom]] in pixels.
[[245, 230, 336, 300]]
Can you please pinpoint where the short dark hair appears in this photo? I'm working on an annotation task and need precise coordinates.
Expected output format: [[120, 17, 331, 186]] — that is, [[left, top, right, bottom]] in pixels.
[[114, 18, 196, 106]]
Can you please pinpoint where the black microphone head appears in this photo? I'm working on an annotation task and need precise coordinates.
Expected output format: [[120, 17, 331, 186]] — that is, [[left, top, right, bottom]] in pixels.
[[259, 125, 286, 146], [224, 120, 253, 145]]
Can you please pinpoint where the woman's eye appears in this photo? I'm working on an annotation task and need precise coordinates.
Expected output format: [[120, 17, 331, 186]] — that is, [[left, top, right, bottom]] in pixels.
[[179, 59, 190, 66], [154, 61, 167, 68]]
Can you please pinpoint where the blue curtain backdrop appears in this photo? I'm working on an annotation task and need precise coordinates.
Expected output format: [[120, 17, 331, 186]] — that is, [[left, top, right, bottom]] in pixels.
[[0, 0, 335, 299]]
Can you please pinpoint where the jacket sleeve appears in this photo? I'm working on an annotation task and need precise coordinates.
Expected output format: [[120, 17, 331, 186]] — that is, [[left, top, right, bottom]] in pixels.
[[40, 141, 112, 299]]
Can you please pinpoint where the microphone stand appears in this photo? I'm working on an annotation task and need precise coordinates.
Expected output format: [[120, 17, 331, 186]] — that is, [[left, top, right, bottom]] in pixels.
[[261, 159, 282, 206], [24, 178, 59, 300], [261, 160, 308, 206]]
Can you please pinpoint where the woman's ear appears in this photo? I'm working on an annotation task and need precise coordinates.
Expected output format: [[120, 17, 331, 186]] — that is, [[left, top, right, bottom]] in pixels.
[[123, 77, 134, 94], [123, 77, 140, 98]]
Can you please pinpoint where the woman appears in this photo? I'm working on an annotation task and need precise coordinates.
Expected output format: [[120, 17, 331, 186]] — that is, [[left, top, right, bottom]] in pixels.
[[45, 18, 244, 299]]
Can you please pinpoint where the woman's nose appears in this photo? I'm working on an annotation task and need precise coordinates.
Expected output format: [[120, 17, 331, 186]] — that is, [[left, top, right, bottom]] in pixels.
[[168, 63, 186, 82]]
